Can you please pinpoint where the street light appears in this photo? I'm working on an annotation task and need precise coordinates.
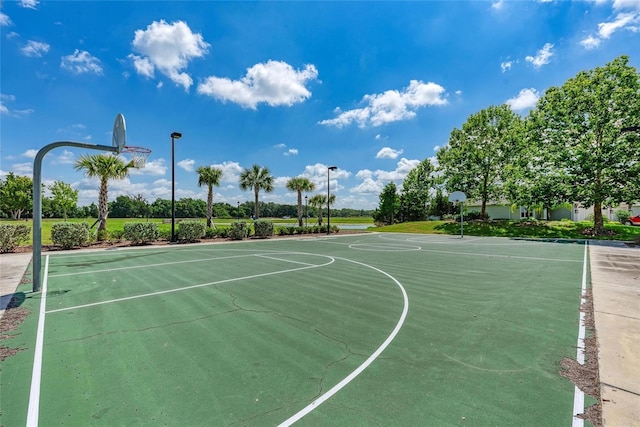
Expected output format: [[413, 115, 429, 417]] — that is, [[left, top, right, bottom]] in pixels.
[[305, 195, 308, 227], [327, 166, 337, 235], [170, 131, 182, 243], [237, 201, 240, 222]]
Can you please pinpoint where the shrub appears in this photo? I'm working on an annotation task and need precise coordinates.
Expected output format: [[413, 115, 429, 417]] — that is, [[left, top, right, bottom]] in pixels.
[[615, 210, 631, 224], [216, 228, 230, 238], [51, 222, 90, 249], [158, 229, 171, 241], [124, 222, 159, 245], [96, 228, 110, 242], [110, 229, 125, 241], [253, 220, 274, 238], [229, 222, 249, 240], [0, 224, 30, 253], [204, 227, 217, 238], [177, 220, 205, 243]]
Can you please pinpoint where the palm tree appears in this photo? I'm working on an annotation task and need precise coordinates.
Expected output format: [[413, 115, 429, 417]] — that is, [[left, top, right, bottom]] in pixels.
[[74, 154, 131, 237], [309, 193, 335, 226], [239, 164, 274, 219], [286, 177, 315, 227], [196, 165, 223, 228]]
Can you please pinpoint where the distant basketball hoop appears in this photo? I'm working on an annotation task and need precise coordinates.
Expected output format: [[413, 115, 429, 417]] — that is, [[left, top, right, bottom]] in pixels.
[[448, 191, 467, 238]]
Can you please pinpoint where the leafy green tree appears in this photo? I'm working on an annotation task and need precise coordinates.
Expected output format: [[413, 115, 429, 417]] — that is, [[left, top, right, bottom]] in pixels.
[[429, 188, 456, 219], [239, 164, 274, 219], [49, 180, 78, 220], [0, 173, 33, 219], [532, 55, 640, 234], [286, 177, 316, 226], [374, 182, 400, 225], [400, 158, 435, 221], [150, 198, 171, 218], [196, 166, 223, 227], [74, 154, 132, 236], [437, 104, 524, 219]]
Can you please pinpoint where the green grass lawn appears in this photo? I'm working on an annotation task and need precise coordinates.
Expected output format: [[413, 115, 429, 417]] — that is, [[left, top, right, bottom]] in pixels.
[[371, 219, 640, 241]]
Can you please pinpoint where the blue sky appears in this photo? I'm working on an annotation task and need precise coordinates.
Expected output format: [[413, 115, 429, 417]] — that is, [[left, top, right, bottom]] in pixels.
[[1, 0, 639, 210]]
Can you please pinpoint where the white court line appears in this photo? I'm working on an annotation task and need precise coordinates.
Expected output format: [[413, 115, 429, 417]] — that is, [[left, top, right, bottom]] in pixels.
[[572, 242, 588, 427], [48, 253, 260, 278], [419, 247, 582, 263], [46, 256, 335, 314], [254, 254, 316, 266], [26, 255, 49, 427], [278, 256, 409, 427]]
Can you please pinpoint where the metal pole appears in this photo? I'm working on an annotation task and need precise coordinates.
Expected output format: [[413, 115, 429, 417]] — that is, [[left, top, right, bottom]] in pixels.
[[237, 201, 240, 222], [171, 135, 175, 242], [326, 166, 337, 235], [32, 141, 118, 292], [305, 196, 308, 227], [460, 202, 464, 238]]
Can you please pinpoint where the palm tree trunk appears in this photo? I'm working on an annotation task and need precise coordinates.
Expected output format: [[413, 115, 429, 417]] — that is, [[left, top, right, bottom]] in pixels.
[[98, 178, 109, 232], [254, 188, 260, 219], [206, 186, 213, 228], [297, 191, 303, 227]]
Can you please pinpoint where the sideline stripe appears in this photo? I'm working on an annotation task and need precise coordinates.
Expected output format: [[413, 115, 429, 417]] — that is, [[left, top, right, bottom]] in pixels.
[[26, 255, 49, 427], [572, 241, 588, 427], [46, 257, 334, 314], [278, 257, 409, 426]]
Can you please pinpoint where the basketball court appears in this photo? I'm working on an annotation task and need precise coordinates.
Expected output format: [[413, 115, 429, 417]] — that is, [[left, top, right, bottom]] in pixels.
[[0, 233, 595, 426]]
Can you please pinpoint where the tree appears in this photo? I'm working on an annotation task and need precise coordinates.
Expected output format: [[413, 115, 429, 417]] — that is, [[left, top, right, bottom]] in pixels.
[[49, 180, 78, 220], [74, 154, 132, 236], [532, 56, 640, 234], [286, 177, 316, 227], [429, 188, 456, 219], [400, 158, 435, 221], [308, 193, 335, 225], [0, 173, 33, 219], [196, 165, 223, 227], [374, 182, 400, 225], [437, 104, 524, 219], [239, 164, 274, 219]]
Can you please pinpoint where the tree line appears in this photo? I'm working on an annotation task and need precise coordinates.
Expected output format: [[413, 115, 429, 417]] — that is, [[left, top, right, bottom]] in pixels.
[[374, 56, 640, 235]]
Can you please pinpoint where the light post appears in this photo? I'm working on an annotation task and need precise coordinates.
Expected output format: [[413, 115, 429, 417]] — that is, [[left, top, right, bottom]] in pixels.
[[170, 131, 182, 243], [237, 201, 240, 222], [305, 195, 308, 227], [327, 166, 337, 235]]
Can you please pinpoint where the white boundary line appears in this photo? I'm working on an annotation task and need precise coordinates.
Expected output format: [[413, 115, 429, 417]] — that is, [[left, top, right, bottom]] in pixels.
[[26, 255, 49, 427], [278, 256, 409, 426], [572, 241, 588, 427], [46, 256, 335, 314]]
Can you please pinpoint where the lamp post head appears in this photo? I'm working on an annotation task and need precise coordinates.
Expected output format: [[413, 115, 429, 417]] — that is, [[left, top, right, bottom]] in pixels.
[[328, 166, 337, 171], [171, 132, 182, 139]]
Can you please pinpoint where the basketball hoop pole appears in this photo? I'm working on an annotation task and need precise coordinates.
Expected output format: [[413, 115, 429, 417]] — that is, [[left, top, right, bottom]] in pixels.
[[32, 141, 118, 293]]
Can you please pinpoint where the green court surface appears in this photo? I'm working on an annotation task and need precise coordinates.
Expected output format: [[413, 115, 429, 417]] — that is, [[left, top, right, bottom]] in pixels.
[[1, 233, 587, 426]]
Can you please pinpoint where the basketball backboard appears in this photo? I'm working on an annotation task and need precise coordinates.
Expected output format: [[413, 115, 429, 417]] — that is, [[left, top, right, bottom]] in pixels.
[[112, 113, 126, 153]]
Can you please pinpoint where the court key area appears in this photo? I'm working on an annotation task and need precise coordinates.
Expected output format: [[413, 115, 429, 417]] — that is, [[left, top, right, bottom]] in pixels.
[[1, 233, 588, 426]]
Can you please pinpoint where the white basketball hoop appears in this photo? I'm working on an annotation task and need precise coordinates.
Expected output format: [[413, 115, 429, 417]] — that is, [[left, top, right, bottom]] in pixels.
[[123, 145, 152, 168]]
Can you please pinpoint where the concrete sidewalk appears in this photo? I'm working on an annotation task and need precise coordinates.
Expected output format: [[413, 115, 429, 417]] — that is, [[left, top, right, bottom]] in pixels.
[[0, 252, 32, 320], [589, 242, 640, 426]]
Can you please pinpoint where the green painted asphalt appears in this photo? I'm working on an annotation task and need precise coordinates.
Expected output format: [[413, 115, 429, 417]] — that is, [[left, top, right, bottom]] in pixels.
[[1, 234, 585, 426]]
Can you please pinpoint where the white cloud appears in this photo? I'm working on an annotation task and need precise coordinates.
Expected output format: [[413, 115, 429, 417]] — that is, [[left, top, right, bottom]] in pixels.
[[1, 13, 13, 26], [284, 148, 298, 156], [21, 40, 50, 57], [597, 12, 640, 39], [177, 158, 195, 172], [23, 149, 38, 158], [127, 158, 166, 176], [491, 0, 504, 10], [580, 35, 601, 49], [455, 90, 462, 95], [351, 177, 383, 194], [376, 147, 403, 159], [60, 49, 103, 74], [375, 134, 382, 140], [613, 0, 640, 12], [130, 20, 209, 91], [156, 81, 163, 89], [12, 162, 33, 176], [197, 60, 319, 109], [19, 0, 39, 9], [319, 80, 447, 128], [525, 43, 554, 68], [55, 150, 76, 164], [501, 61, 513, 72], [350, 158, 420, 195], [274, 143, 286, 148], [0, 94, 33, 118], [505, 88, 540, 111], [300, 163, 351, 191], [209, 161, 244, 183]]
